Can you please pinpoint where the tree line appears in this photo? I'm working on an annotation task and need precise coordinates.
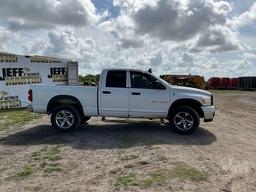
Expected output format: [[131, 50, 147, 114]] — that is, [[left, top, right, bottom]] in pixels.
[[79, 74, 100, 86]]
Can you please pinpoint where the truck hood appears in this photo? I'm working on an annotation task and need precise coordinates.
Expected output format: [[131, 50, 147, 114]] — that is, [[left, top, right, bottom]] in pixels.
[[171, 85, 211, 97]]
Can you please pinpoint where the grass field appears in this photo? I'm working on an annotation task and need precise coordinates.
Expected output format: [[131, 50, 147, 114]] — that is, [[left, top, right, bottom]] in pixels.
[[0, 92, 256, 192], [0, 109, 41, 137]]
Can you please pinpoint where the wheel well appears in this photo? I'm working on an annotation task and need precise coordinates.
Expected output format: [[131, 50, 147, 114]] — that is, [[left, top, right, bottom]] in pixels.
[[168, 99, 204, 118], [47, 95, 84, 117]]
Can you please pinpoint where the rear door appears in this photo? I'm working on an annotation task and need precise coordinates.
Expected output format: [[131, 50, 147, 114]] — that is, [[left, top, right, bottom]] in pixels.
[[99, 70, 129, 117], [128, 71, 170, 118]]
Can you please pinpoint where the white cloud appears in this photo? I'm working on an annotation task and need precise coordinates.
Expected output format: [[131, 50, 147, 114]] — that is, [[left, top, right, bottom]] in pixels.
[[0, 0, 100, 31], [1, 0, 256, 78], [22, 25, 256, 79], [100, 14, 145, 48], [114, 0, 230, 40], [231, 2, 256, 29], [135, 50, 163, 69], [117, 37, 144, 48], [22, 28, 98, 70], [195, 25, 241, 52], [0, 27, 14, 50], [46, 29, 99, 70], [22, 41, 48, 55], [108, 0, 242, 53], [243, 52, 256, 59]]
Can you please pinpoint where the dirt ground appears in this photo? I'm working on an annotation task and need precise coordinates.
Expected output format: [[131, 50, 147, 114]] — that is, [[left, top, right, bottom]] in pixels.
[[0, 91, 255, 192]]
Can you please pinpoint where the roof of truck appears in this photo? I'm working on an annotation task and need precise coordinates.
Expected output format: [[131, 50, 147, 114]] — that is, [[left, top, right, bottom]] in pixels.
[[102, 68, 148, 73]]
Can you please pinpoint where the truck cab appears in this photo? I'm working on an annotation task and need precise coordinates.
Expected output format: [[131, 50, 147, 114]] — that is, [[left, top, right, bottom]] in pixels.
[[29, 68, 215, 134], [98, 69, 171, 118]]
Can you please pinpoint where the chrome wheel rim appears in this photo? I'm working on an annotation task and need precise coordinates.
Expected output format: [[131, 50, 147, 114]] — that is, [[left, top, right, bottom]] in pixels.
[[174, 112, 194, 131], [55, 110, 74, 129]]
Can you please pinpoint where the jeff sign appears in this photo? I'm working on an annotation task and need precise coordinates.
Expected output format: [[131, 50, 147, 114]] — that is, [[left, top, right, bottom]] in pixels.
[[0, 68, 24, 81], [0, 53, 78, 110]]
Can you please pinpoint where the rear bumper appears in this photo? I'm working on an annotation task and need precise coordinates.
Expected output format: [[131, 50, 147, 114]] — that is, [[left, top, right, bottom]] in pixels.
[[201, 106, 215, 122]]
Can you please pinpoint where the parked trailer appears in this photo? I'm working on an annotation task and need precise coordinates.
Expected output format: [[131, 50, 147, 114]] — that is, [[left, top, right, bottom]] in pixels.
[[228, 78, 239, 89], [207, 77, 239, 89], [239, 77, 256, 90], [206, 77, 220, 89], [0, 52, 78, 110], [207, 76, 256, 90], [219, 78, 230, 89]]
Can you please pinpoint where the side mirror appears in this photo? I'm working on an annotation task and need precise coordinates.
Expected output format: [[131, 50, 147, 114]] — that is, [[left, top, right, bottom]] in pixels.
[[148, 68, 152, 73]]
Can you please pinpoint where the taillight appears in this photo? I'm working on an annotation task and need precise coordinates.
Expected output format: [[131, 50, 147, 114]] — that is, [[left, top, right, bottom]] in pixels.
[[28, 89, 33, 102]]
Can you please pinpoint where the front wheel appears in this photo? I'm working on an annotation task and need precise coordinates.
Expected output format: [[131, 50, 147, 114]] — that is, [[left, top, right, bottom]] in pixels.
[[169, 106, 200, 134], [51, 105, 81, 132]]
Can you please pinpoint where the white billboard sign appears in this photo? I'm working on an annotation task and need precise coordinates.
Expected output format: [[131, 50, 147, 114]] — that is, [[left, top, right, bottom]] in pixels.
[[0, 53, 78, 110]]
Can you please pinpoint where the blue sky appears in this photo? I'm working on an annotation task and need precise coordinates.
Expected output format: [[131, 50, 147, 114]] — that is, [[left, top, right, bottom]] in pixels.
[[0, 0, 255, 79], [92, 0, 120, 18]]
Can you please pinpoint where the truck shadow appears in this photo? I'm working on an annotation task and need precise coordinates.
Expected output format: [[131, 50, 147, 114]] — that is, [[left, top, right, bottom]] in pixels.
[[0, 122, 217, 149]]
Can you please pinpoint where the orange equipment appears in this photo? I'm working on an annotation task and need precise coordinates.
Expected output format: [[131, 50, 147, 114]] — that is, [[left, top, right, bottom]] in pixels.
[[160, 74, 206, 90]]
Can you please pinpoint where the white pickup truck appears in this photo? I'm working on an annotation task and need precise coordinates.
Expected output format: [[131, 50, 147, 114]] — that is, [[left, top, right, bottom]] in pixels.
[[28, 69, 215, 134]]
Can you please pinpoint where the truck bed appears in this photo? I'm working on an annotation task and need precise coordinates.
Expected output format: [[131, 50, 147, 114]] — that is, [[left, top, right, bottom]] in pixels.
[[30, 85, 98, 116]]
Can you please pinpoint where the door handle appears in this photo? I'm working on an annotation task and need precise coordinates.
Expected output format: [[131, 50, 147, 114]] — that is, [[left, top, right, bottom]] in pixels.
[[131, 92, 141, 95], [102, 91, 111, 94]]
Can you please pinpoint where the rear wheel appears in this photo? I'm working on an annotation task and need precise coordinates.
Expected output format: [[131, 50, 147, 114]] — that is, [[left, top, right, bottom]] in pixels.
[[169, 106, 200, 134], [51, 105, 81, 132]]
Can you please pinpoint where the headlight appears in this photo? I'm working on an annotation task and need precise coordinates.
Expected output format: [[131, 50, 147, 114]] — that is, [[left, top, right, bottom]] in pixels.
[[201, 96, 211, 105]]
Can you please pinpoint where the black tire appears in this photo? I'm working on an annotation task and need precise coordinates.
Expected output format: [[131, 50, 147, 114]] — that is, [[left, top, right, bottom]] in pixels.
[[81, 116, 91, 124], [169, 106, 200, 134], [51, 105, 81, 132]]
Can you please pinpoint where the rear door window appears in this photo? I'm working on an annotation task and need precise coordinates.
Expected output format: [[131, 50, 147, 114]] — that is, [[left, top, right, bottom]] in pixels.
[[106, 71, 127, 88]]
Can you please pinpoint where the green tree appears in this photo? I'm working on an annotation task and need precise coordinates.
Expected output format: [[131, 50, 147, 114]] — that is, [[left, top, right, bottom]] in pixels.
[[79, 74, 100, 86]]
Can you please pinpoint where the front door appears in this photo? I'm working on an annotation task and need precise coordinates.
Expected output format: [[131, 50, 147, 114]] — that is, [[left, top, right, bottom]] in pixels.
[[129, 71, 170, 118], [99, 70, 129, 117]]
